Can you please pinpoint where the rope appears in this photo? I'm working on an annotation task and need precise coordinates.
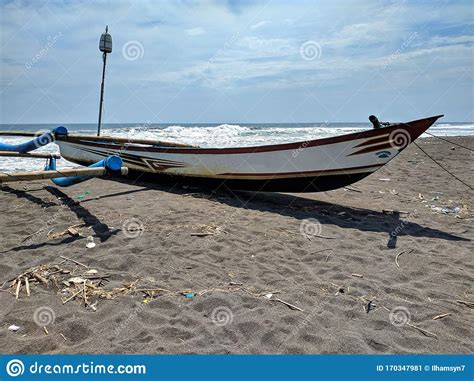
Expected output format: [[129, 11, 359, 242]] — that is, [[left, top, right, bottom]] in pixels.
[[413, 141, 473, 191], [423, 132, 474, 152]]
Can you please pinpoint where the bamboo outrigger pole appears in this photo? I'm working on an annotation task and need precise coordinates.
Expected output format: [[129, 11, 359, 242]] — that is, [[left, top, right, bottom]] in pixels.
[[0, 151, 61, 159], [1, 166, 128, 184], [1, 167, 108, 183]]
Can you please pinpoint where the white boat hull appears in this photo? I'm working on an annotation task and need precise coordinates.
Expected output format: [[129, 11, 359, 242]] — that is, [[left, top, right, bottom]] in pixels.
[[57, 116, 441, 192]]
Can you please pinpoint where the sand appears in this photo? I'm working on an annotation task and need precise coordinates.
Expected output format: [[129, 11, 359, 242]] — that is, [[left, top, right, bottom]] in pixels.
[[0, 136, 472, 354]]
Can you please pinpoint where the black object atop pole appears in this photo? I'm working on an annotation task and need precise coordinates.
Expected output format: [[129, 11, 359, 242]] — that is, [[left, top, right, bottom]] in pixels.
[[97, 26, 112, 136]]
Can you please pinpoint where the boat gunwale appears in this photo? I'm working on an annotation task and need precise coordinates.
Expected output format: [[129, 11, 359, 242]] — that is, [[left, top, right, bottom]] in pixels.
[[59, 115, 443, 155]]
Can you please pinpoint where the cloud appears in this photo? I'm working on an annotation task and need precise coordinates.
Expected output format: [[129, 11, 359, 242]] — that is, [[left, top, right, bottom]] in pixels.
[[185, 27, 205, 36], [250, 20, 270, 30], [0, 0, 472, 123]]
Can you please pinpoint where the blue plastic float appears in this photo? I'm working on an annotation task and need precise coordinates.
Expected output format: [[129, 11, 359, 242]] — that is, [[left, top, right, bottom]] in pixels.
[[45, 155, 123, 187], [0, 126, 67, 153]]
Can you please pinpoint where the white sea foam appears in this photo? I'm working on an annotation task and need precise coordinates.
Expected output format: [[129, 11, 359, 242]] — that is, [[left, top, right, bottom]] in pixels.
[[104, 123, 367, 148]]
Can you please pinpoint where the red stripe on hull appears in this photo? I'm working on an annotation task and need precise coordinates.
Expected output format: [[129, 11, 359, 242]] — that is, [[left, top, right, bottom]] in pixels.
[[348, 142, 395, 156]]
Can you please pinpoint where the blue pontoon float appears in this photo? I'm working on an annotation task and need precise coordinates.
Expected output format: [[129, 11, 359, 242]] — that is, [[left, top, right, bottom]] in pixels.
[[0, 127, 127, 187]]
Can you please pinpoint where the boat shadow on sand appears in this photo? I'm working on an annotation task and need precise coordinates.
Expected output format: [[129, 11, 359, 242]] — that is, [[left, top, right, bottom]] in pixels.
[[1, 185, 122, 252], [2, 178, 469, 252], [222, 191, 470, 248], [123, 176, 470, 249]]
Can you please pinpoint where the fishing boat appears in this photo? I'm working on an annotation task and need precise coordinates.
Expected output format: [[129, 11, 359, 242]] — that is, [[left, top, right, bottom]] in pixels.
[[0, 114, 443, 192]]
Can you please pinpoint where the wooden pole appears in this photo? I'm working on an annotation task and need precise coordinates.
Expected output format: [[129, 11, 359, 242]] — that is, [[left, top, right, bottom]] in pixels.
[[0, 131, 39, 137], [97, 52, 107, 137], [0, 151, 61, 159]]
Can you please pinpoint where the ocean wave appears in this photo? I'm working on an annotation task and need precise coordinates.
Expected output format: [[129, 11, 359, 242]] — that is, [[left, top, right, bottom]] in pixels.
[[101, 123, 369, 148]]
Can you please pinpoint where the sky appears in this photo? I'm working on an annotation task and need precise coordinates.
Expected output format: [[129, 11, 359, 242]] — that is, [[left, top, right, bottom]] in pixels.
[[0, 0, 472, 124]]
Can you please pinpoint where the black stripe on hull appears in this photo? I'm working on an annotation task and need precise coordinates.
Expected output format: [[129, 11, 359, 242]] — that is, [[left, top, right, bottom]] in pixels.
[[127, 170, 372, 193], [65, 158, 372, 192], [65, 156, 373, 192]]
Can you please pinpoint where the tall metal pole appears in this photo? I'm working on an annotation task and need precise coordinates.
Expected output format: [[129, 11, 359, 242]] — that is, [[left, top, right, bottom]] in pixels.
[[97, 52, 107, 136], [97, 25, 112, 137]]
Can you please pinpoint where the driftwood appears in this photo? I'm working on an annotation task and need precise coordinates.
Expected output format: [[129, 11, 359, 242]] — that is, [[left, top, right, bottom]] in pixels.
[[25, 277, 30, 297], [344, 186, 362, 193], [15, 279, 21, 299], [60, 255, 88, 268], [432, 313, 451, 320], [8, 263, 305, 314], [310, 248, 332, 255], [270, 297, 304, 312], [456, 300, 474, 308], [406, 322, 437, 338], [190, 232, 214, 237], [395, 249, 414, 268], [383, 209, 410, 215], [48, 224, 85, 240]]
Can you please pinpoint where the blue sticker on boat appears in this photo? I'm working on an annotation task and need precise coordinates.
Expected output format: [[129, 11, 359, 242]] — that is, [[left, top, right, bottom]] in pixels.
[[376, 150, 391, 158]]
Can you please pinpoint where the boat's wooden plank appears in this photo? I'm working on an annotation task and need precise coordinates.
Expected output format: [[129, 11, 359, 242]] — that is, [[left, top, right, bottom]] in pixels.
[[0, 130, 196, 148], [61, 135, 196, 148], [0, 131, 38, 137], [0, 151, 61, 159]]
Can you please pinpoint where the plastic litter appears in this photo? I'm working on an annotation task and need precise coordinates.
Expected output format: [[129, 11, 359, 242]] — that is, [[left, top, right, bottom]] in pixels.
[[86, 236, 96, 249], [431, 205, 462, 214]]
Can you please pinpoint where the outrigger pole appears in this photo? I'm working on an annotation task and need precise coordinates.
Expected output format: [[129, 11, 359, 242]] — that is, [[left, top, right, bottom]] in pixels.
[[97, 26, 112, 137]]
